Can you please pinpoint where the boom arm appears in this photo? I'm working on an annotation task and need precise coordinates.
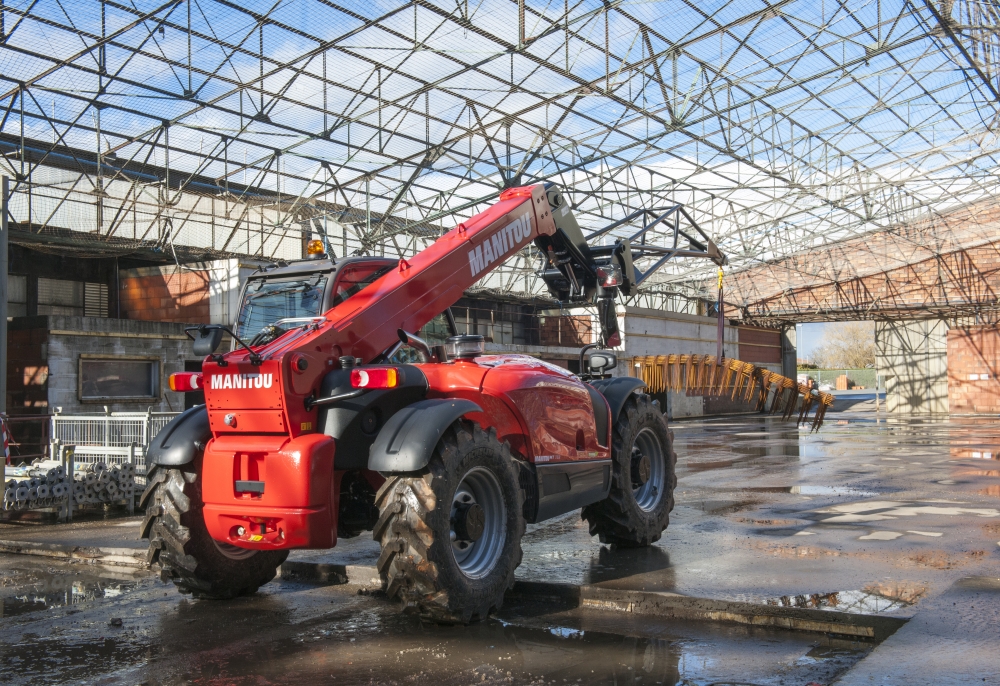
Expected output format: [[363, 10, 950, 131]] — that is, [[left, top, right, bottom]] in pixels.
[[200, 183, 724, 441]]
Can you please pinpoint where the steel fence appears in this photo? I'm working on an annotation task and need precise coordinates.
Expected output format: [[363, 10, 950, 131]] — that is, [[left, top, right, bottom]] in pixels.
[[50, 410, 179, 481], [797, 369, 883, 391]]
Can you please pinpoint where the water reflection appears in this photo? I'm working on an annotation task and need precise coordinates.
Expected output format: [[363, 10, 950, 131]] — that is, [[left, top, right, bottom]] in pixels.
[[766, 580, 926, 615], [0, 569, 140, 618]]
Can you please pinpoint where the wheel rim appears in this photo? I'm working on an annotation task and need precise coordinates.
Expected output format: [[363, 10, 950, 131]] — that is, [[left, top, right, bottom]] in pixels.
[[631, 427, 665, 512], [212, 539, 258, 561], [450, 467, 507, 579]]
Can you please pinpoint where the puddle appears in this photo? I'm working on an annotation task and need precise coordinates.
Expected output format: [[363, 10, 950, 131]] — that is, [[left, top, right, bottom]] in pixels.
[[766, 589, 914, 614], [732, 485, 880, 498], [816, 501, 1000, 523], [0, 564, 142, 618], [950, 448, 1000, 460]]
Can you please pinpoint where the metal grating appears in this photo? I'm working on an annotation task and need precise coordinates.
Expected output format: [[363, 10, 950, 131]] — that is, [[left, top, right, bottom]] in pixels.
[[1, 1, 1000, 311]]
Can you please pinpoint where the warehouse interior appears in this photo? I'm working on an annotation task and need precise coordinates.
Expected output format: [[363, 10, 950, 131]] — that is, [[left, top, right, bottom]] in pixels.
[[1, 1, 1000, 683]]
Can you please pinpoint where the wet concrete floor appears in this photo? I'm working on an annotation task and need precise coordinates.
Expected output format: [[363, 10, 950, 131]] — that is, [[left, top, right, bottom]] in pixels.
[[2, 408, 999, 683], [0, 555, 871, 685]]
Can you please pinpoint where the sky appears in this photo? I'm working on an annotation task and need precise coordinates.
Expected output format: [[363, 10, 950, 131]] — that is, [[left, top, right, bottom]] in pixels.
[[796, 322, 834, 362]]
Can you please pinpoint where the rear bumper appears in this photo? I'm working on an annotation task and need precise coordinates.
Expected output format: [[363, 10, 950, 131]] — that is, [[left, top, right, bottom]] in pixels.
[[202, 503, 333, 550], [200, 433, 337, 550]]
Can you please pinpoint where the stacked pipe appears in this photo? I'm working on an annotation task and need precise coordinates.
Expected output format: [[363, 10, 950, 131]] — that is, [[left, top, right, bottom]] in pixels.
[[3, 460, 71, 511], [71, 462, 137, 506], [633, 355, 835, 430], [3, 460, 137, 511]]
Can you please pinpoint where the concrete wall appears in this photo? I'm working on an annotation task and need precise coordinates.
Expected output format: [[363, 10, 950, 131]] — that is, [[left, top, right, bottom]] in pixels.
[[947, 325, 1000, 413], [9, 316, 198, 414], [621, 307, 783, 419], [876, 319, 949, 414]]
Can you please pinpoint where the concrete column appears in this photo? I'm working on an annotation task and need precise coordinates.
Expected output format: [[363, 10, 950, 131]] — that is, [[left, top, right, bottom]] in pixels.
[[781, 325, 797, 379], [1, 176, 8, 414], [875, 319, 949, 413]]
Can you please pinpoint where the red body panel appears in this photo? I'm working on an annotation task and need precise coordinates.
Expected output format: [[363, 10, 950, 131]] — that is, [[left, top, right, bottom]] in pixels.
[[478, 356, 609, 464], [421, 356, 609, 464], [195, 185, 581, 550], [201, 433, 337, 549]]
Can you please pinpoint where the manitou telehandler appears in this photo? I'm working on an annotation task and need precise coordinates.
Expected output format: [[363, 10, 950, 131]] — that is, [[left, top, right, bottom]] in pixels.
[[143, 182, 726, 622]]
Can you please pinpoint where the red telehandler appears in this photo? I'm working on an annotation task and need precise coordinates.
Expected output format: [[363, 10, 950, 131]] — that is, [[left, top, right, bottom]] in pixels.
[[143, 183, 726, 622]]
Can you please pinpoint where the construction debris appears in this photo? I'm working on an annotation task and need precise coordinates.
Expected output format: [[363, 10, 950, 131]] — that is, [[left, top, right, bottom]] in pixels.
[[632, 355, 835, 429]]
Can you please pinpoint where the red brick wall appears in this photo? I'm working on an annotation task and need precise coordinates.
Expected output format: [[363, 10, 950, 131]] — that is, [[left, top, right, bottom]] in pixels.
[[947, 325, 1000, 413], [6, 327, 48, 413], [728, 200, 1000, 320], [738, 326, 781, 364], [539, 315, 593, 347], [119, 266, 210, 323]]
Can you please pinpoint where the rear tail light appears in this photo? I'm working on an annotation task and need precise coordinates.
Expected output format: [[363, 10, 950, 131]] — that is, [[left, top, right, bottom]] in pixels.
[[169, 372, 203, 392], [350, 367, 399, 389]]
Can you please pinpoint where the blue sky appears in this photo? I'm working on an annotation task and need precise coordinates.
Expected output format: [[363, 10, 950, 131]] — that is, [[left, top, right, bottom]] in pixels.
[[796, 322, 832, 361]]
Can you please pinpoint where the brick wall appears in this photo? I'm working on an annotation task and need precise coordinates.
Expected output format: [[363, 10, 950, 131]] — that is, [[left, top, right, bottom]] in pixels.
[[728, 199, 1000, 320], [5, 324, 48, 413], [539, 315, 593, 347], [119, 265, 210, 323], [738, 326, 781, 364], [947, 325, 1000, 414]]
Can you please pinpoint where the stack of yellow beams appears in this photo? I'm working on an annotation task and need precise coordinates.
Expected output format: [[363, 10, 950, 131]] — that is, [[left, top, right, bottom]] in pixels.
[[631, 355, 835, 430]]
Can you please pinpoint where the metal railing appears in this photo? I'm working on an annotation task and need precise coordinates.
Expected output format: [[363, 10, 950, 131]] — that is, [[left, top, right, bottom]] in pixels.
[[49, 409, 179, 481]]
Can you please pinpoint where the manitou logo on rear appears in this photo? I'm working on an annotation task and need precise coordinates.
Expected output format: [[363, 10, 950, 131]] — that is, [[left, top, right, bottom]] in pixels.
[[210, 373, 273, 390], [468, 211, 533, 277]]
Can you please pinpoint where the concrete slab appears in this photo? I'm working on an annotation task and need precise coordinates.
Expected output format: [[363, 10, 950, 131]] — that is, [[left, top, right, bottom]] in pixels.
[[2, 407, 999, 683]]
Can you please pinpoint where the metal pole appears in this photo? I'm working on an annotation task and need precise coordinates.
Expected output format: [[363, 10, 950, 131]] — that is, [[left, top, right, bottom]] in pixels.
[[0, 176, 8, 415]]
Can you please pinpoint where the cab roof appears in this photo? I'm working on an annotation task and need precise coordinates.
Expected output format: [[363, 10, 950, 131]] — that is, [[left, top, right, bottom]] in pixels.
[[248, 255, 398, 280]]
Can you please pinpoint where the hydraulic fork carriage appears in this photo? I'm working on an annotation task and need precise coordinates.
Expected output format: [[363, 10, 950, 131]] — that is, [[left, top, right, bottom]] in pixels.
[[142, 182, 830, 622]]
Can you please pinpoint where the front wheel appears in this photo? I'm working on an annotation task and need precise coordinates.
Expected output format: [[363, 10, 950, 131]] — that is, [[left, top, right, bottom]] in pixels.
[[582, 393, 676, 547], [374, 421, 524, 623], [140, 463, 288, 598]]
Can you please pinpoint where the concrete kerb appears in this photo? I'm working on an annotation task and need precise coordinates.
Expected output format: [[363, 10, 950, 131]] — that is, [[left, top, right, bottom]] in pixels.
[[0, 544, 909, 641], [509, 580, 908, 642], [0, 539, 145, 568]]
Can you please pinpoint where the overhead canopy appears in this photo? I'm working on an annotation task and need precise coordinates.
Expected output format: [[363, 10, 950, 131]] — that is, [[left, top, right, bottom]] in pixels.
[[1, 0, 998, 306]]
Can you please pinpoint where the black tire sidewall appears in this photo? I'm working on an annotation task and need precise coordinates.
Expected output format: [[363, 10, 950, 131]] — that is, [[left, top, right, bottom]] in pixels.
[[147, 461, 288, 598], [616, 398, 674, 536], [425, 426, 522, 614]]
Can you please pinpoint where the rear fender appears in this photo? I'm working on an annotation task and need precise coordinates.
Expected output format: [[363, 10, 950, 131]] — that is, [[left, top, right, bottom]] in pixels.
[[368, 399, 482, 473], [589, 377, 647, 426], [318, 365, 428, 470], [145, 405, 211, 468]]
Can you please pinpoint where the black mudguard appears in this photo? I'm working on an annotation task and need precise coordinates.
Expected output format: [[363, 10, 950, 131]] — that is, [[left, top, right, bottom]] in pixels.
[[368, 399, 482, 473], [145, 405, 211, 467], [589, 377, 647, 425], [317, 365, 428, 470]]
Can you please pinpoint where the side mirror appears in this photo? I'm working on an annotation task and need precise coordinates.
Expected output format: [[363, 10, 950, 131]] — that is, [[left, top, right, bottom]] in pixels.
[[587, 351, 617, 374], [193, 327, 224, 357]]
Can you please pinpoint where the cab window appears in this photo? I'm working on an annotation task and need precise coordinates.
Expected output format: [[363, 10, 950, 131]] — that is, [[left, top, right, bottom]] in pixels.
[[236, 276, 327, 340], [331, 264, 394, 309]]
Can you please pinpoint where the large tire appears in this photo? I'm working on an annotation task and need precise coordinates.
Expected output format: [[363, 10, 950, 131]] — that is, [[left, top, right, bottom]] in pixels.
[[140, 462, 288, 598], [373, 421, 524, 623], [582, 393, 676, 547]]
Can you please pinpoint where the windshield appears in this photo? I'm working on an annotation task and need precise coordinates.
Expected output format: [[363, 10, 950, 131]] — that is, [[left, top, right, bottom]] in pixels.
[[235, 276, 328, 340]]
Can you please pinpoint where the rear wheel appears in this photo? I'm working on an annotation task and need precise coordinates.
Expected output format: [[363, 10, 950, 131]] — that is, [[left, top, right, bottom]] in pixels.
[[582, 393, 676, 547], [374, 421, 524, 623], [140, 462, 288, 598]]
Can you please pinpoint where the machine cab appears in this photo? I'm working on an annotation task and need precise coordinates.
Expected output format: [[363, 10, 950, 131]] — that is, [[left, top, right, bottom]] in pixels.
[[232, 256, 398, 344]]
